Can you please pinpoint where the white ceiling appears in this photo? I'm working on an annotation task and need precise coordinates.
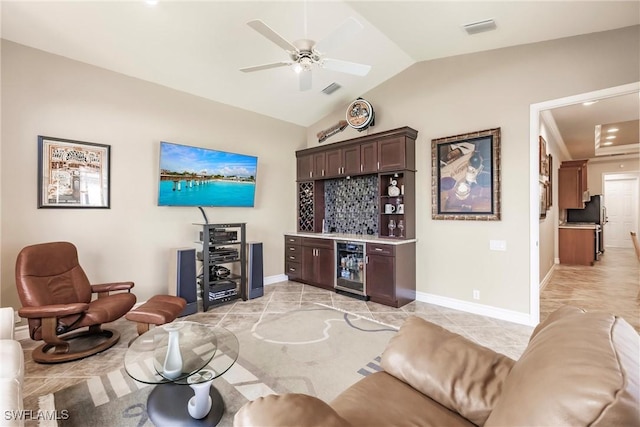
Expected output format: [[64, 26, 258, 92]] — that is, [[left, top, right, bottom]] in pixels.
[[549, 93, 640, 160], [1, 1, 639, 132]]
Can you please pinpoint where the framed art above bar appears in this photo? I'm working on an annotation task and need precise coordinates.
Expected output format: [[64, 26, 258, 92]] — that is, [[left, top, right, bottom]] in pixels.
[[431, 128, 501, 220], [37, 136, 110, 208]]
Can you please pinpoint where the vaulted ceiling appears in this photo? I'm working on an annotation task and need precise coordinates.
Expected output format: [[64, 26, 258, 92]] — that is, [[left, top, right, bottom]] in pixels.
[[2, 1, 639, 158]]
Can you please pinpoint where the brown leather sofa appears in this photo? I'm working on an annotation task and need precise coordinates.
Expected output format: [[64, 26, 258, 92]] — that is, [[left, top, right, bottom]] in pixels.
[[234, 306, 640, 426]]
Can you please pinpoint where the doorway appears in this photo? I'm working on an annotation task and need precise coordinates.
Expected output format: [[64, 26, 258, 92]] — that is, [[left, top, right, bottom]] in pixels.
[[603, 173, 640, 248], [529, 82, 640, 325]]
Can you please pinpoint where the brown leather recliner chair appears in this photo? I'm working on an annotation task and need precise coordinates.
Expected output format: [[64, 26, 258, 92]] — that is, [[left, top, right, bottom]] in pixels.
[[15, 241, 136, 363]]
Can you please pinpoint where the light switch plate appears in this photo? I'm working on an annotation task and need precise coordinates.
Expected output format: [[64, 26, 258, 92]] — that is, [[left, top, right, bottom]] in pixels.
[[489, 240, 507, 251]]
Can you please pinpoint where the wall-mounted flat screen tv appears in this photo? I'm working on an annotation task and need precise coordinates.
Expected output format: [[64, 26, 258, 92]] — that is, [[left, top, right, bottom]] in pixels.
[[158, 141, 258, 207]]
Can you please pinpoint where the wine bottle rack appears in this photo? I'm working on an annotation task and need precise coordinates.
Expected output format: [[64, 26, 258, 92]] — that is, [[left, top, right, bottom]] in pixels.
[[298, 182, 315, 232]]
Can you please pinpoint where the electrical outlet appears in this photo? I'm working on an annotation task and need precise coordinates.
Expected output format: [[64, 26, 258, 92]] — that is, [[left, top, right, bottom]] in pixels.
[[473, 290, 480, 300], [14, 312, 20, 324]]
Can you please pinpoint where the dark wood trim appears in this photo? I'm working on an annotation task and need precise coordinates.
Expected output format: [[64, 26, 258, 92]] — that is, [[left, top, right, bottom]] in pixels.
[[296, 127, 418, 157]]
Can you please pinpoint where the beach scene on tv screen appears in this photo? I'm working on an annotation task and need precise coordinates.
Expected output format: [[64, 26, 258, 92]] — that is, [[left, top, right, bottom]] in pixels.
[[158, 142, 257, 207]]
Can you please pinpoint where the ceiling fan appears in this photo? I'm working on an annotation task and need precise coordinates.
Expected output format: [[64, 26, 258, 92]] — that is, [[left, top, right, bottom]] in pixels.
[[240, 17, 372, 91]]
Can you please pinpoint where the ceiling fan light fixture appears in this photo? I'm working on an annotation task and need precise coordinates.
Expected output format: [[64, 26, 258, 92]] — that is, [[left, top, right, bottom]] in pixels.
[[299, 56, 313, 71], [463, 19, 496, 35]]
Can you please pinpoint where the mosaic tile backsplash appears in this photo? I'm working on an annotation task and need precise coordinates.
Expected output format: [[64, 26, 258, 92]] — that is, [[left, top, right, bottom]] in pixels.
[[324, 175, 378, 235]]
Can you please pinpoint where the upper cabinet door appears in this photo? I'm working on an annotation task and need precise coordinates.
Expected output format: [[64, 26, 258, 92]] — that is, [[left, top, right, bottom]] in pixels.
[[342, 145, 361, 176], [360, 141, 378, 174], [312, 152, 326, 179], [325, 148, 342, 178], [296, 154, 313, 180], [378, 136, 406, 171]]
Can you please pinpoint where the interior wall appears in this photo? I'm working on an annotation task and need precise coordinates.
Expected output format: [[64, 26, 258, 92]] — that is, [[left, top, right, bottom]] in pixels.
[[307, 26, 639, 317], [588, 157, 640, 194], [538, 121, 565, 281], [1, 40, 306, 313]]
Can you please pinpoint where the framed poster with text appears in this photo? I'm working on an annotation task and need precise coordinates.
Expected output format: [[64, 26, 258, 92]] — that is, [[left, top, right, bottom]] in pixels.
[[37, 136, 110, 208]]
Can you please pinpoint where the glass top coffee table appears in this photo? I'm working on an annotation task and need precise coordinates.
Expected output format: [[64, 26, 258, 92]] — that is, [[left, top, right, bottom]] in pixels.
[[124, 321, 239, 426]]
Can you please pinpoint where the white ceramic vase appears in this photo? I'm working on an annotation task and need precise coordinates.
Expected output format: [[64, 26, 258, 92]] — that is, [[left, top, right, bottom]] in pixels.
[[162, 323, 183, 380], [188, 370, 214, 419]]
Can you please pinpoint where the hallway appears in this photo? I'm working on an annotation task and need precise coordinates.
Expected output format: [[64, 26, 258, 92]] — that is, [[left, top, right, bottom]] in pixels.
[[540, 247, 639, 332]]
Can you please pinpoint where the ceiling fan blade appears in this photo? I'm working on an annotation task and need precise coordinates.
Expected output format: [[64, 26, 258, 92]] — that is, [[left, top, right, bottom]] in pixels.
[[299, 70, 312, 91], [314, 17, 364, 54], [240, 62, 291, 73], [321, 58, 371, 76], [247, 19, 298, 53]]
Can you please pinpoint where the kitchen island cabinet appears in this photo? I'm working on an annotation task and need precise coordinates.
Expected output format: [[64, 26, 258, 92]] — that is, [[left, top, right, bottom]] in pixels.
[[559, 227, 596, 266]]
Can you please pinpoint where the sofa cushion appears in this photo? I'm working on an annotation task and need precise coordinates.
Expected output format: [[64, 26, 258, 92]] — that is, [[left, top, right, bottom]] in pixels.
[[233, 393, 351, 427], [0, 378, 23, 427], [331, 371, 475, 427], [0, 308, 15, 340], [485, 306, 640, 426], [381, 316, 514, 426], [0, 340, 23, 385]]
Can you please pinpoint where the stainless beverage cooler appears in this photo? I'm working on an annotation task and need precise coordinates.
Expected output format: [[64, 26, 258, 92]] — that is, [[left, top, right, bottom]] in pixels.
[[335, 241, 366, 297]]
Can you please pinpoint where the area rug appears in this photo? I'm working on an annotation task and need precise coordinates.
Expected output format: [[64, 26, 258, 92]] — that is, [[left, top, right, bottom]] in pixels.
[[34, 304, 398, 426]]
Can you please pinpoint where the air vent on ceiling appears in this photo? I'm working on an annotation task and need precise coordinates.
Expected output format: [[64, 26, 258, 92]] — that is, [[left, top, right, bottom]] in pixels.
[[463, 19, 497, 35], [321, 82, 342, 95]]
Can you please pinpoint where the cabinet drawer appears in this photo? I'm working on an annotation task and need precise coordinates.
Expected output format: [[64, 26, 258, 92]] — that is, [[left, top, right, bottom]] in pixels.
[[285, 245, 300, 256], [367, 243, 395, 256], [285, 251, 301, 262], [284, 235, 302, 245], [285, 261, 301, 278], [302, 237, 334, 249]]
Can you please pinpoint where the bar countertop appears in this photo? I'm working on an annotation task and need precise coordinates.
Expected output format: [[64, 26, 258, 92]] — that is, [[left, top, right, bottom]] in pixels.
[[558, 222, 599, 230], [285, 232, 417, 245]]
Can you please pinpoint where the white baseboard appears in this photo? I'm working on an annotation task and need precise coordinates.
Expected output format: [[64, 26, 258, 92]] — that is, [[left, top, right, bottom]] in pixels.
[[539, 263, 557, 291], [265, 274, 288, 286], [14, 325, 29, 341], [415, 291, 536, 327]]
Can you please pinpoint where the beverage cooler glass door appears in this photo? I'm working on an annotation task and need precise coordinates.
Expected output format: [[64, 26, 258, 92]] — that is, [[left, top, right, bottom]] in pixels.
[[335, 242, 365, 296]]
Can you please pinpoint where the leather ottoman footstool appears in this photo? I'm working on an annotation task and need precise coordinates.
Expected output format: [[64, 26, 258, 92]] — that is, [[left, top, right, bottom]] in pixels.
[[126, 295, 187, 336]]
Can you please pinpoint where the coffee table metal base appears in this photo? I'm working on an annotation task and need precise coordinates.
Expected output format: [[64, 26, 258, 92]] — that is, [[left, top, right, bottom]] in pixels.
[[147, 382, 224, 426]]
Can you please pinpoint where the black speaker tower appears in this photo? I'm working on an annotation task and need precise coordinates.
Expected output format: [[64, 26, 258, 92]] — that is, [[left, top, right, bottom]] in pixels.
[[247, 242, 264, 299], [168, 247, 198, 316]]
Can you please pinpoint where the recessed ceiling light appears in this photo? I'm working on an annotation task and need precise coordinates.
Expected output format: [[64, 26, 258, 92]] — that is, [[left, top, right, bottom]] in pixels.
[[582, 101, 598, 106], [145, 0, 158, 6], [607, 128, 619, 133], [606, 135, 616, 140], [603, 142, 614, 146]]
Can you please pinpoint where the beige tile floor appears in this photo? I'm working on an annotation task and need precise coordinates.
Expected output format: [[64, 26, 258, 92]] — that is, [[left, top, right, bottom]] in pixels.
[[19, 246, 639, 411], [540, 246, 639, 332]]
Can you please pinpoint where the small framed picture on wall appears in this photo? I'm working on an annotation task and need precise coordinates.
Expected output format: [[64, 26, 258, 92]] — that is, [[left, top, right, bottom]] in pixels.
[[37, 136, 110, 208]]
